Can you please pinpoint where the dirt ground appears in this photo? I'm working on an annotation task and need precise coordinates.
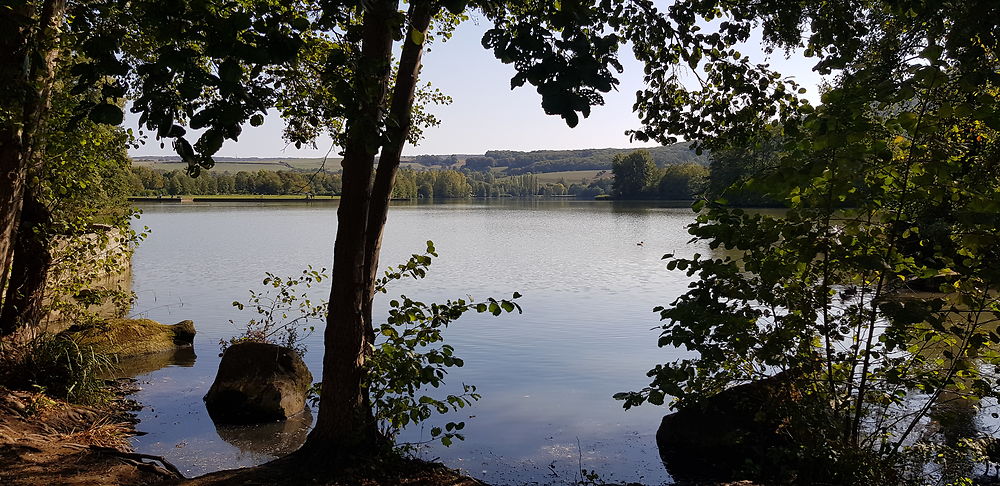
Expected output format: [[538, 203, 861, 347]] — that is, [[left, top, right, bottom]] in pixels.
[[175, 455, 488, 486], [0, 386, 180, 485], [0, 386, 487, 486]]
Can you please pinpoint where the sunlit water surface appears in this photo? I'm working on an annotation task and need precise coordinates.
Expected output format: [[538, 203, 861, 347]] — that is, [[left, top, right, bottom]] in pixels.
[[128, 199, 705, 485]]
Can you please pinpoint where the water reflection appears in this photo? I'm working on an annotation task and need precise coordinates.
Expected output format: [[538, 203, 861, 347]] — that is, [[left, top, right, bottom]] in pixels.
[[129, 200, 692, 484], [113, 346, 197, 377], [214, 408, 313, 457]]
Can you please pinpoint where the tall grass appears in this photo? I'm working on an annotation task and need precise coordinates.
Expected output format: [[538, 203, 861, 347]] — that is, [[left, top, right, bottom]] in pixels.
[[0, 334, 118, 406]]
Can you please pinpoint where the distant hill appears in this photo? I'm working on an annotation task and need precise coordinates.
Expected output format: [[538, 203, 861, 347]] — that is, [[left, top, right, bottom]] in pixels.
[[130, 144, 704, 175], [407, 144, 705, 174], [131, 155, 339, 173]]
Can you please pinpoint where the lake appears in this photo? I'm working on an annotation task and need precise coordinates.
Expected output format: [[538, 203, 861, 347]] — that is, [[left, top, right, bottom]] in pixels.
[[127, 199, 704, 485]]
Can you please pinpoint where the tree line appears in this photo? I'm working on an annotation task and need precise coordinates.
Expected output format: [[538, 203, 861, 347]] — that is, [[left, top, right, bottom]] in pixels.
[[610, 149, 710, 200], [129, 160, 710, 200], [409, 143, 706, 175], [129, 166, 343, 196]]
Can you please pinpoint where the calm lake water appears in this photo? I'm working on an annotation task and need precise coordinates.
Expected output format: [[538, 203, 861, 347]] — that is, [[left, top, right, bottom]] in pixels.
[[127, 199, 704, 485]]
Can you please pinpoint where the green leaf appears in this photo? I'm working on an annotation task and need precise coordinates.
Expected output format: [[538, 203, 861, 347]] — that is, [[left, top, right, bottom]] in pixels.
[[89, 104, 124, 125], [410, 28, 425, 46], [919, 45, 943, 61], [195, 129, 225, 156], [442, 0, 468, 15], [218, 59, 242, 84]]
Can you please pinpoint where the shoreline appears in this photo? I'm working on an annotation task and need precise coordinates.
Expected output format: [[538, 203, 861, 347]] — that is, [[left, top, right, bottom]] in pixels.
[[129, 195, 704, 205], [0, 382, 182, 485]]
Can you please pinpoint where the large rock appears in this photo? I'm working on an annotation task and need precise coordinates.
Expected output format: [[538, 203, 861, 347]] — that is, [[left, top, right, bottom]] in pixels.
[[656, 370, 804, 482], [203, 342, 312, 424], [65, 318, 195, 357]]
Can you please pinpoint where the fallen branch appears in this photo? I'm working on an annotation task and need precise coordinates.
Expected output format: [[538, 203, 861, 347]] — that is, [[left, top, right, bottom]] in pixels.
[[88, 445, 185, 479]]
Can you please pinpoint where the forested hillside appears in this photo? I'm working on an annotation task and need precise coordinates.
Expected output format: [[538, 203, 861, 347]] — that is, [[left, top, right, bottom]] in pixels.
[[132, 143, 704, 175], [410, 143, 704, 173]]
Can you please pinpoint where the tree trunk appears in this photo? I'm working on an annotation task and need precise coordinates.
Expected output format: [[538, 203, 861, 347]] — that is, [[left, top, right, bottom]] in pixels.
[[0, 4, 34, 304], [0, 132, 27, 304], [361, 0, 435, 334], [302, 0, 398, 459], [0, 0, 66, 310], [0, 189, 51, 335]]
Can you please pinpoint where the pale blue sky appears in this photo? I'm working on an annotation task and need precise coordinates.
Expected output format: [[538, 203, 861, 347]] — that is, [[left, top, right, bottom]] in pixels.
[[128, 18, 823, 158]]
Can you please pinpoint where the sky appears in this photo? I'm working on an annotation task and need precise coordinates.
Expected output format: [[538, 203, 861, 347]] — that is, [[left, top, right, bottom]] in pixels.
[[127, 17, 824, 159]]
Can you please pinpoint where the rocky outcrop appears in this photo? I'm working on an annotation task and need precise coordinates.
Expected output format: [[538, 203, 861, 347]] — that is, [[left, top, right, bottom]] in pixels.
[[656, 370, 804, 483], [64, 318, 195, 358], [203, 342, 312, 424]]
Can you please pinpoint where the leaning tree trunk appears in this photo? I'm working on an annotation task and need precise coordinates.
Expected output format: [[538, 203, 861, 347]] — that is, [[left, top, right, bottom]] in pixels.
[[302, 0, 399, 459], [361, 0, 436, 335], [0, 0, 66, 310], [0, 189, 51, 335]]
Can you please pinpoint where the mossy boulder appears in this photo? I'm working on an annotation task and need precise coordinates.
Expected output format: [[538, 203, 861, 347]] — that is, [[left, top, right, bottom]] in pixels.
[[64, 318, 196, 357], [203, 342, 312, 424]]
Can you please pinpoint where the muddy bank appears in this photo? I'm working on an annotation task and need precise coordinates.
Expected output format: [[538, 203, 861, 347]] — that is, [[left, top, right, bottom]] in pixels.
[[175, 455, 488, 486], [0, 383, 493, 486], [0, 385, 180, 485]]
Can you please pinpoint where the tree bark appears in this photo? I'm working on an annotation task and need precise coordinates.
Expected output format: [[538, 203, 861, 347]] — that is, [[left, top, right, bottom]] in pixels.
[[0, 4, 34, 304], [361, 0, 435, 334], [303, 0, 398, 459], [0, 189, 51, 335], [0, 0, 66, 311]]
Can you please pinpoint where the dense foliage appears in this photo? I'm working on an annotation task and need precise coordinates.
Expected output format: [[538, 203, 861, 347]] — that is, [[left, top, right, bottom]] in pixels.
[[658, 163, 708, 200], [130, 166, 343, 196], [614, 0, 1000, 483], [611, 149, 658, 199], [416, 144, 705, 174], [2, 63, 139, 333], [129, 161, 706, 200]]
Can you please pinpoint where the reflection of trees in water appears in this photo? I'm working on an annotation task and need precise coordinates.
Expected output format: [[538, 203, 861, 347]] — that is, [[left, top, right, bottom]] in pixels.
[[214, 408, 313, 458], [608, 200, 694, 214]]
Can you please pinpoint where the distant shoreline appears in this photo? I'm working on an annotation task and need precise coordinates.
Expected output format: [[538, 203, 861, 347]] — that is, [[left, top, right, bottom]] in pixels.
[[129, 195, 341, 203], [129, 196, 706, 207]]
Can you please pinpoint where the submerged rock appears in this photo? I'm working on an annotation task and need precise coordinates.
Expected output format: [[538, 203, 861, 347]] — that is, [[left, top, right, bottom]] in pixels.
[[656, 370, 803, 482], [203, 341, 312, 424], [65, 318, 195, 357]]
